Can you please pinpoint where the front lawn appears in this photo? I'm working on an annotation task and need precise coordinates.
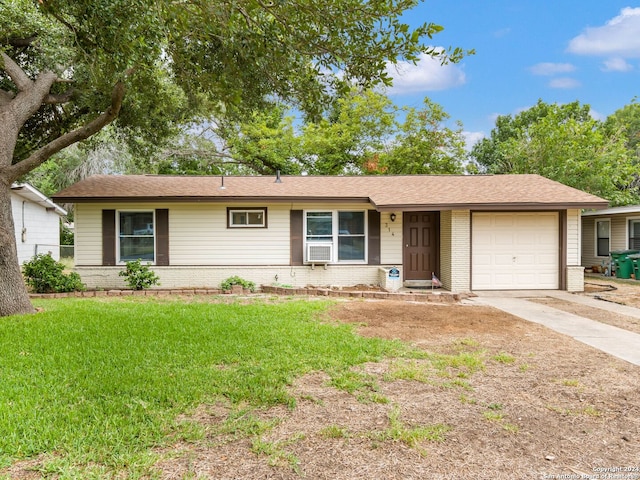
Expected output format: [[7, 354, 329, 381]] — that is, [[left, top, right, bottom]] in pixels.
[[0, 297, 406, 477]]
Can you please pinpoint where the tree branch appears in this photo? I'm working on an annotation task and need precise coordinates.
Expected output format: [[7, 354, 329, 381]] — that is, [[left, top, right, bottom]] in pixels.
[[7, 81, 125, 182], [0, 51, 33, 92], [0, 90, 15, 106], [7, 35, 38, 48], [44, 89, 75, 104]]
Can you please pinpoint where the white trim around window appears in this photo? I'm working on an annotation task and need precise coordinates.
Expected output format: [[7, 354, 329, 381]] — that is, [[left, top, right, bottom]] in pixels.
[[595, 218, 610, 258], [227, 207, 267, 228], [304, 209, 367, 263], [117, 210, 156, 264]]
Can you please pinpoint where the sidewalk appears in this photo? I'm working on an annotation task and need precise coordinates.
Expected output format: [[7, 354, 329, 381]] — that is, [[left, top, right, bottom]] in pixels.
[[469, 290, 640, 367]]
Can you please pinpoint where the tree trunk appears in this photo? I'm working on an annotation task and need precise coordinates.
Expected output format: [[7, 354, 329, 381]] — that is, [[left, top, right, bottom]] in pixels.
[[0, 185, 35, 316]]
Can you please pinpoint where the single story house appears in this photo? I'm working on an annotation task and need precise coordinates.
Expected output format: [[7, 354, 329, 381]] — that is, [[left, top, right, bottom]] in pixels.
[[52, 174, 607, 293], [11, 183, 67, 265], [581, 205, 640, 271]]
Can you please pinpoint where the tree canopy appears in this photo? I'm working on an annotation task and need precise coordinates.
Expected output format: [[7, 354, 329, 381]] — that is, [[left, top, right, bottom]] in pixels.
[[469, 100, 639, 206], [0, 0, 467, 316], [136, 90, 467, 177]]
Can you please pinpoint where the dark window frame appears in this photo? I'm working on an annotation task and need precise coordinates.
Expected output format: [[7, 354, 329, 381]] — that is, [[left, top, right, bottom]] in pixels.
[[596, 219, 610, 257]]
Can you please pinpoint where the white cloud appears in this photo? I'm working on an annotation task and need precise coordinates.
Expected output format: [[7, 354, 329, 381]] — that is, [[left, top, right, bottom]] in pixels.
[[589, 108, 605, 121], [463, 131, 485, 150], [386, 51, 466, 94], [529, 62, 576, 76], [568, 7, 640, 57], [492, 27, 511, 38], [548, 77, 581, 89], [601, 57, 634, 72]]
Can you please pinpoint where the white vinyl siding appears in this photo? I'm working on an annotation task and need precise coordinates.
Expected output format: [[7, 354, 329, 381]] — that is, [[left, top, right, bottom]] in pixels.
[[11, 191, 62, 264], [566, 209, 581, 266], [76, 202, 374, 267], [380, 212, 402, 265]]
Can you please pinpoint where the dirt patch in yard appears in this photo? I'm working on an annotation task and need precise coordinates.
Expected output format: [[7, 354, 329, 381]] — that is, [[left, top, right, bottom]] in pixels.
[[154, 300, 640, 480]]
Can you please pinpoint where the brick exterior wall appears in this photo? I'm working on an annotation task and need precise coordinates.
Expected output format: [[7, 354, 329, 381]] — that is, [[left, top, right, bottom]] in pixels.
[[75, 265, 402, 291]]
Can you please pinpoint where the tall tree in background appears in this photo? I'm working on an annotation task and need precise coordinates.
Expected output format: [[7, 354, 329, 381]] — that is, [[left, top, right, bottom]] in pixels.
[[211, 90, 466, 175], [605, 100, 640, 198], [470, 100, 638, 205], [0, 0, 467, 316]]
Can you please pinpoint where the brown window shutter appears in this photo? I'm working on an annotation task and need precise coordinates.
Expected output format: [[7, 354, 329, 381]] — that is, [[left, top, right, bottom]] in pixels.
[[156, 209, 169, 266], [102, 210, 116, 266], [290, 210, 303, 266], [368, 210, 381, 265]]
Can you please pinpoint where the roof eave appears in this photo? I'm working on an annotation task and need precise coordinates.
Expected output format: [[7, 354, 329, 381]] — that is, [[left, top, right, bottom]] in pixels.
[[51, 196, 374, 204], [373, 201, 610, 212]]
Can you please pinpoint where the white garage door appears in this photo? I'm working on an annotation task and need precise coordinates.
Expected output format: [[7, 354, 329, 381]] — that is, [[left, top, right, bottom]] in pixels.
[[472, 212, 559, 290]]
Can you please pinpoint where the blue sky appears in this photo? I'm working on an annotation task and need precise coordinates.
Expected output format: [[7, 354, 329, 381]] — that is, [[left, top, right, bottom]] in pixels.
[[385, 1, 640, 147]]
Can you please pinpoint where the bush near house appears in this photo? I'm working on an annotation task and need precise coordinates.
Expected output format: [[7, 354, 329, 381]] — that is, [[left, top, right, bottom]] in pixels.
[[118, 259, 160, 290], [221, 276, 256, 292], [22, 253, 85, 293]]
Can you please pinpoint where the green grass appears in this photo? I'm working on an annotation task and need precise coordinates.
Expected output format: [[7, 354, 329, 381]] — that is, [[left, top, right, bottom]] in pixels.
[[0, 297, 406, 475], [492, 352, 516, 364], [374, 405, 450, 450]]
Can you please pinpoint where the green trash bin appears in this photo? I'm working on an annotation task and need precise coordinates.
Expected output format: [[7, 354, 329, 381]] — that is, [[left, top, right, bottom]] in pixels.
[[610, 250, 640, 279], [629, 254, 640, 280]]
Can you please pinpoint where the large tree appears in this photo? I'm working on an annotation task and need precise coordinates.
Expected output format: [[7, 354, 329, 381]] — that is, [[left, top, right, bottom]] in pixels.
[[470, 100, 638, 205], [0, 0, 466, 316], [171, 90, 467, 176]]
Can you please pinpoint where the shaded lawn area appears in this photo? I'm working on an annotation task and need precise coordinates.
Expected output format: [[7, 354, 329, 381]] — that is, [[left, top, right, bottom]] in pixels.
[[0, 297, 409, 475]]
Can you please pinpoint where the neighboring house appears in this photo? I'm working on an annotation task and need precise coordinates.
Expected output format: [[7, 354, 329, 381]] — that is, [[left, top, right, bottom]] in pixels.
[[581, 205, 640, 271], [52, 174, 607, 293], [11, 183, 67, 265]]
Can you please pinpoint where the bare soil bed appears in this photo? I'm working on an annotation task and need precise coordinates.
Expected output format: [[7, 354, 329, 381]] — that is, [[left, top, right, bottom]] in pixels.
[[156, 297, 640, 480]]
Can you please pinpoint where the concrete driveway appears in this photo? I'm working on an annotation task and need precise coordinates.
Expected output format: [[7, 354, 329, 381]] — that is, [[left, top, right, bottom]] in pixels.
[[468, 290, 640, 367]]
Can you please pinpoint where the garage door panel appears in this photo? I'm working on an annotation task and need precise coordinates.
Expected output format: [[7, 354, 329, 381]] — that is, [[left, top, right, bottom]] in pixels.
[[472, 212, 559, 290], [515, 254, 535, 265], [494, 254, 514, 266]]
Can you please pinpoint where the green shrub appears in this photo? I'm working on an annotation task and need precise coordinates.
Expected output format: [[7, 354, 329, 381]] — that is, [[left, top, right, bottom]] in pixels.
[[22, 253, 85, 293], [221, 275, 256, 292], [118, 259, 160, 290]]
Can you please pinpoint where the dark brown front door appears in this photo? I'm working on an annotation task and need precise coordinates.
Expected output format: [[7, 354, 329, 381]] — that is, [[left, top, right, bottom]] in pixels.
[[403, 212, 439, 281]]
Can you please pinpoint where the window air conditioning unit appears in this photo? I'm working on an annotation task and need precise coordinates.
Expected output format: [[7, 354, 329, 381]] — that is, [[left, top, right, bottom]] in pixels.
[[306, 243, 333, 263]]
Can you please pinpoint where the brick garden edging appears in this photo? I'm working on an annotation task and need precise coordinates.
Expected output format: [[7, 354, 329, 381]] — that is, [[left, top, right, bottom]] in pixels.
[[30, 286, 470, 303], [260, 285, 469, 303], [29, 288, 224, 299]]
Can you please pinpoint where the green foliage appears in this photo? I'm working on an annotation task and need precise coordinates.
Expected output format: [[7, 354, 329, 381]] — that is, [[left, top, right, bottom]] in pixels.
[[22, 253, 85, 293], [59, 222, 74, 246], [0, 298, 402, 474], [492, 352, 516, 364], [469, 99, 639, 205], [146, 91, 467, 177], [220, 276, 255, 292], [2, 0, 467, 167], [118, 259, 160, 290], [375, 405, 450, 448]]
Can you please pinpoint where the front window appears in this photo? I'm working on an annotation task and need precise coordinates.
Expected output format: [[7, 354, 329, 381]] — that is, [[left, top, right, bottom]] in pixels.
[[228, 208, 267, 228], [596, 220, 610, 257], [338, 211, 365, 260], [119, 211, 155, 263], [629, 219, 640, 250], [305, 210, 366, 262], [306, 212, 333, 241]]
